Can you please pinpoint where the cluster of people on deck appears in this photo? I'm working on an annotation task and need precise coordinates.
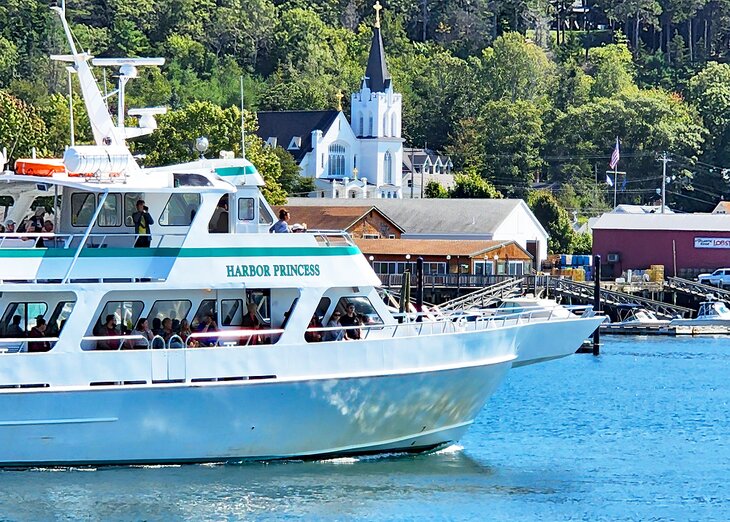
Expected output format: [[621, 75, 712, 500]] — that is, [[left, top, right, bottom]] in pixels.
[[0, 208, 55, 246], [0, 315, 56, 352], [305, 303, 370, 343], [95, 313, 220, 350]]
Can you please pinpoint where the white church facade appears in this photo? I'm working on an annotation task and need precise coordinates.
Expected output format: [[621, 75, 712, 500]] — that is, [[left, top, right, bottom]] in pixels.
[[256, 6, 404, 198]]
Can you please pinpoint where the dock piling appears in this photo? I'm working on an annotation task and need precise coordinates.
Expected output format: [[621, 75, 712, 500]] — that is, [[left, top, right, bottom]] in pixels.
[[593, 254, 601, 356]]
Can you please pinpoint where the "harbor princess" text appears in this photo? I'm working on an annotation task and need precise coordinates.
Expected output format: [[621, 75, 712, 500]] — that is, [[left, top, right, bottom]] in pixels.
[[226, 263, 321, 278]]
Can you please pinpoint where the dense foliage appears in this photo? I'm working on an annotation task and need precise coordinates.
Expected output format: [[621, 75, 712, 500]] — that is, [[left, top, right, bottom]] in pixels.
[[2, 0, 730, 238]]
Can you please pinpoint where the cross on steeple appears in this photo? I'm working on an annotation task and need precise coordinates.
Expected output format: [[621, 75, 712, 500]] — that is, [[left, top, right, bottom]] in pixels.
[[335, 90, 343, 111], [373, 1, 383, 28]]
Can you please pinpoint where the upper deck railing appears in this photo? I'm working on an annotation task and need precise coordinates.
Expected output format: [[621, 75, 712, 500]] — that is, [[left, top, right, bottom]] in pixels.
[[0, 232, 186, 250]]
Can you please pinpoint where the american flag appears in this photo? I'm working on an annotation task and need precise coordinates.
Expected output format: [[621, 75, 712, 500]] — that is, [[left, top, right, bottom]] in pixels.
[[609, 137, 620, 169]]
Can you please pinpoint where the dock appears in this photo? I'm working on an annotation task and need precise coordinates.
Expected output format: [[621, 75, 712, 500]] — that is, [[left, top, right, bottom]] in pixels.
[[600, 324, 730, 336]]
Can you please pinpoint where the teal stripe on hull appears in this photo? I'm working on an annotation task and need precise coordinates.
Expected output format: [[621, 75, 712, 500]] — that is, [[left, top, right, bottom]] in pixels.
[[0, 246, 360, 259]]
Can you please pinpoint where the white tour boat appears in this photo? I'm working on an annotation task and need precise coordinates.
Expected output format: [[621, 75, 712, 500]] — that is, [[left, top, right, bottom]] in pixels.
[[0, 7, 603, 466]]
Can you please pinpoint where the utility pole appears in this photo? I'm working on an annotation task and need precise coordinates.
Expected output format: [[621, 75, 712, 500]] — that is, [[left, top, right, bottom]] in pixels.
[[659, 152, 671, 214]]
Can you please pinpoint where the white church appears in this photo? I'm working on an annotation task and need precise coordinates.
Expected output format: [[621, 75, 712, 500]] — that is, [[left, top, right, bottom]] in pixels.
[[256, 4, 404, 199]]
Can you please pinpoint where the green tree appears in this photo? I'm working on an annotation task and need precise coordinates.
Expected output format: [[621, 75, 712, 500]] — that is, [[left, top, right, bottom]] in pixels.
[[476, 32, 555, 103], [425, 180, 448, 198], [588, 43, 636, 97], [449, 168, 502, 198], [0, 90, 49, 161], [527, 190, 575, 253], [135, 101, 286, 203]]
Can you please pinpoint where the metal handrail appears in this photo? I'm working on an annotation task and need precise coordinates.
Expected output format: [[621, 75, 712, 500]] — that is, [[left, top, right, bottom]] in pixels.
[[0, 336, 61, 354], [81, 334, 151, 350]]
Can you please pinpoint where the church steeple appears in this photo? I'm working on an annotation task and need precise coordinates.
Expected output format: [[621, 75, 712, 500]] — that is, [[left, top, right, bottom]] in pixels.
[[364, 1, 391, 93]]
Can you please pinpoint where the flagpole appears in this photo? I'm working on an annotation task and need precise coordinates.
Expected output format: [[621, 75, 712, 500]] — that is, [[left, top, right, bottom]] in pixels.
[[613, 164, 617, 208]]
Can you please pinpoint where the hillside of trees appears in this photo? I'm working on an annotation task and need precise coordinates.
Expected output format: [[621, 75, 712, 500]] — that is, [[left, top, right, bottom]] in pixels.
[[2, 0, 730, 244]]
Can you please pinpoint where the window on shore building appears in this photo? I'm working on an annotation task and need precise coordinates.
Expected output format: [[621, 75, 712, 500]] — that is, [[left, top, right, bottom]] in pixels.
[[328, 143, 347, 177]]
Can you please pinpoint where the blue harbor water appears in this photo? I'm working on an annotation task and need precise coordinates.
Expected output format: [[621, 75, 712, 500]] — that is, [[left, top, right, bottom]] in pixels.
[[0, 336, 728, 521]]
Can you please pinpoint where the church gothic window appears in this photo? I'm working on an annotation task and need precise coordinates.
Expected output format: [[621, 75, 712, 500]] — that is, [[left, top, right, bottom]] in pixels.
[[384, 151, 393, 184], [358, 113, 364, 136], [328, 143, 347, 177], [391, 113, 398, 137], [383, 115, 388, 137], [368, 114, 374, 136]]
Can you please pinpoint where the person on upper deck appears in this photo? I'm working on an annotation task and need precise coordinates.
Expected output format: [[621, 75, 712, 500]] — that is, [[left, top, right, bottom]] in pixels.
[[6, 315, 24, 338], [4, 220, 15, 233], [269, 209, 291, 233], [132, 200, 154, 248], [28, 317, 51, 352]]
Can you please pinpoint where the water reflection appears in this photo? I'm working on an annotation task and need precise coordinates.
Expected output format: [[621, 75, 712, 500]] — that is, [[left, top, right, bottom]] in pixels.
[[0, 449, 504, 520]]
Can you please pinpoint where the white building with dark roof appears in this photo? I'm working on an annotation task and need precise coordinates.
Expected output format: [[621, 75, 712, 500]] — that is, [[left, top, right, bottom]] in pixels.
[[287, 197, 549, 265], [256, 7, 403, 199]]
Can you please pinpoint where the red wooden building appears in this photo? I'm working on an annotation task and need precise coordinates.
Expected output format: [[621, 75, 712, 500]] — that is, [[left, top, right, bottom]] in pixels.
[[592, 213, 730, 279]]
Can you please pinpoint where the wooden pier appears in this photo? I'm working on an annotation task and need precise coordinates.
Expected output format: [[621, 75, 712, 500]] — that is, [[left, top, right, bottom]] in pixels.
[[600, 324, 730, 336]]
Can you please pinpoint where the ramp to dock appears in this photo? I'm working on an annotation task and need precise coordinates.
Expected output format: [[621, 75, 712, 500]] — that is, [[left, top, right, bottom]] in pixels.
[[438, 277, 523, 311], [664, 277, 730, 301], [552, 278, 693, 319]]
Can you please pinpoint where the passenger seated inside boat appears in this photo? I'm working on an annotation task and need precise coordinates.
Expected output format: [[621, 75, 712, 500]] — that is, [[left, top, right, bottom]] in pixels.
[[96, 314, 119, 350], [177, 319, 197, 348], [339, 304, 362, 340], [323, 312, 344, 342], [241, 303, 261, 345], [5, 315, 25, 338], [130, 317, 154, 349], [28, 317, 51, 353], [305, 314, 323, 343], [196, 314, 218, 346]]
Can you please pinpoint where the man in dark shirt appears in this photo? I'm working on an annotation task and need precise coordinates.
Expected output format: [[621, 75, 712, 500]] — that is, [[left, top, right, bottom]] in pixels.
[[132, 200, 154, 248], [28, 317, 51, 352], [6, 315, 24, 338], [339, 303, 362, 340]]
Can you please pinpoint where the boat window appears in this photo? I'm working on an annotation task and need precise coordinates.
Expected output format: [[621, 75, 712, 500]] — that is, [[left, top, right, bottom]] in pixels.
[[97, 301, 144, 333], [71, 192, 96, 227], [123, 193, 144, 227], [334, 296, 383, 325], [173, 173, 212, 187], [315, 297, 331, 320], [258, 199, 274, 225], [221, 299, 243, 326], [0, 302, 48, 336], [98, 193, 121, 227], [192, 299, 217, 329], [46, 301, 75, 337], [147, 300, 192, 327], [238, 198, 254, 221], [160, 193, 200, 226]]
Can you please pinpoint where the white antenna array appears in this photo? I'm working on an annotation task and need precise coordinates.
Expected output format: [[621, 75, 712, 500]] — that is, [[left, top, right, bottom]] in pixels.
[[91, 58, 166, 139]]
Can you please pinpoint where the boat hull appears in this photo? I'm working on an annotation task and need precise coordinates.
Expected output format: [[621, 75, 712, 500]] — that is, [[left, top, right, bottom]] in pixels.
[[0, 361, 510, 466]]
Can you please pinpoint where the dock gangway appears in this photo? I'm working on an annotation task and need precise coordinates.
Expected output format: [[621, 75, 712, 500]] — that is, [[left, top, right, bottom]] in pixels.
[[438, 277, 523, 311], [552, 278, 693, 319], [664, 277, 730, 301]]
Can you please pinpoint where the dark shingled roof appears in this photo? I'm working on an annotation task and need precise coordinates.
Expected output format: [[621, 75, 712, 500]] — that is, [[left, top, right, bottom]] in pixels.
[[256, 111, 339, 163], [364, 27, 391, 93]]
